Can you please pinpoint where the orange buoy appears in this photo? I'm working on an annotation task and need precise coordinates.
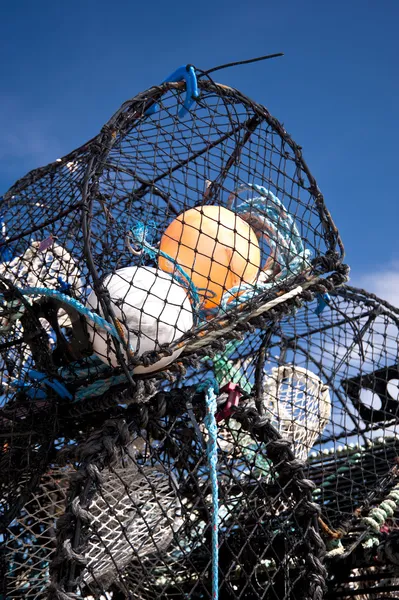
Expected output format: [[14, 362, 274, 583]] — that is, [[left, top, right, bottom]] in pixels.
[[158, 205, 261, 309]]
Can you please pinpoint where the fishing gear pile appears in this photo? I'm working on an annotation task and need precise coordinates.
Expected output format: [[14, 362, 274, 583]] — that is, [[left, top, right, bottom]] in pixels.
[[1, 62, 396, 600]]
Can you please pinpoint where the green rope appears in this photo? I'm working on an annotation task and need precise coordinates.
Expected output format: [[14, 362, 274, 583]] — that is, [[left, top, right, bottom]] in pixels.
[[206, 340, 252, 393], [362, 482, 399, 533]]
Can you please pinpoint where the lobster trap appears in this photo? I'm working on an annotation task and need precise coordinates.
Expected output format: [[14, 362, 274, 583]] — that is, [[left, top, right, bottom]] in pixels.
[[0, 63, 347, 422], [2, 60, 395, 600], [2, 408, 326, 600], [2, 286, 399, 600]]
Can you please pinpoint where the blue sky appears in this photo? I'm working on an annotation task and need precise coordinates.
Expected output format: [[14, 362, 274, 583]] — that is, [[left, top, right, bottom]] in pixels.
[[0, 0, 398, 302]]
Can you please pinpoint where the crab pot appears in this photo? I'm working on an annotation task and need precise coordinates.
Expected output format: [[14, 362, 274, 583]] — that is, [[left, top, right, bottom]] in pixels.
[[196, 284, 399, 600], [269, 285, 399, 532], [0, 66, 346, 418], [217, 287, 399, 513], [2, 286, 399, 599], [2, 409, 326, 600]]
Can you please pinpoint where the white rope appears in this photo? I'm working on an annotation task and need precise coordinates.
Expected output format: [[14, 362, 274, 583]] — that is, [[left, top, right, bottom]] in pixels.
[[182, 285, 304, 353]]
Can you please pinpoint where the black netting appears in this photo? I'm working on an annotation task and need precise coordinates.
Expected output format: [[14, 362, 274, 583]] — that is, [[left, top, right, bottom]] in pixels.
[[0, 70, 346, 416], [2, 64, 397, 600], [2, 285, 399, 599], [2, 415, 325, 600]]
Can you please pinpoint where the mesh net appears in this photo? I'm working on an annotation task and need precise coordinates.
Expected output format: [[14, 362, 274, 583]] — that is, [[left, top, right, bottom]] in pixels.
[[262, 365, 331, 462], [82, 460, 181, 586], [0, 71, 346, 417], [2, 424, 321, 599], [1, 286, 399, 599], [3, 468, 70, 599], [206, 286, 399, 527], [1, 65, 396, 600]]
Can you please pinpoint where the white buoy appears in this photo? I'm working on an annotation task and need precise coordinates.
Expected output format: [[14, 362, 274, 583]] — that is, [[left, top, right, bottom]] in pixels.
[[86, 266, 193, 374]]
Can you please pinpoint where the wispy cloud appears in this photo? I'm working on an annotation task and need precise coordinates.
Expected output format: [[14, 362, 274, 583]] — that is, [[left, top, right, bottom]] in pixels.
[[353, 263, 399, 308]]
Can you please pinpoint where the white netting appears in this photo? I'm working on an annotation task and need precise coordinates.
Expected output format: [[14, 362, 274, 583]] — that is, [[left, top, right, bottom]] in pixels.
[[82, 461, 181, 587], [4, 467, 70, 600], [263, 365, 331, 461], [4, 457, 181, 598], [0, 240, 82, 293], [0, 239, 83, 333]]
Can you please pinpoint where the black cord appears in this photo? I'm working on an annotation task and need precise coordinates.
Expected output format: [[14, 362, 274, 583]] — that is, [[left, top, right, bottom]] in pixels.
[[204, 53, 284, 76]]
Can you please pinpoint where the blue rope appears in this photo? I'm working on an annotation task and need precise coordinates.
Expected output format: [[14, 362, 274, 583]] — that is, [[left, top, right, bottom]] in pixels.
[[4, 286, 123, 342], [74, 371, 128, 402], [11, 369, 73, 400], [197, 379, 219, 600], [315, 293, 331, 316], [12, 350, 129, 404], [235, 185, 309, 267], [57, 355, 129, 402], [0, 286, 135, 403], [58, 354, 110, 382]]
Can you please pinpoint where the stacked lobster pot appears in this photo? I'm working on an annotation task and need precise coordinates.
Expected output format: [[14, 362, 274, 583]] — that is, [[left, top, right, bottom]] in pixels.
[[2, 63, 395, 600]]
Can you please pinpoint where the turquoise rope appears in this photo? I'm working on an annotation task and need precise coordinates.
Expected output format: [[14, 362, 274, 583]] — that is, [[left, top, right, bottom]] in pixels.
[[74, 371, 129, 402], [2, 286, 124, 344], [219, 184, 312, 311], [3, 287, 145, 403], [57, 355, 126, 401], [238, 184, 306, 260], [203, 339, 252, 394], [197, 380, 219, 600]]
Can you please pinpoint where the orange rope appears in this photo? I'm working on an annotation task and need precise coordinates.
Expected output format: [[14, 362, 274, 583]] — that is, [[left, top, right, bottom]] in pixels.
[[114, 318, 136, 362], [318, 517, 343, 539]]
